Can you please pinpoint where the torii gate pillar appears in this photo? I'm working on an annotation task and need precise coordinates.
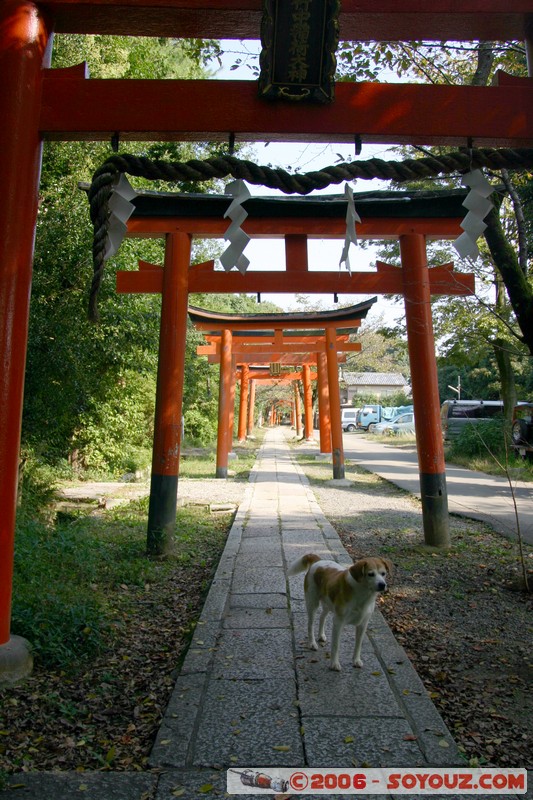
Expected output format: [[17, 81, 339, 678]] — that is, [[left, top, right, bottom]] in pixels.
[[317, 353, 332, 454], [216, 329, 233, 478], [400, 234, 450, 548], [247, 379, 256, 436], [294, 381, 303, 438], [237, 365, 250, 443], [325, 327, 345, 479], [228, 356, 237, 451], [147, 233, 191, 555], [302, 364, 314, 440], [0, 0, 52, 677]]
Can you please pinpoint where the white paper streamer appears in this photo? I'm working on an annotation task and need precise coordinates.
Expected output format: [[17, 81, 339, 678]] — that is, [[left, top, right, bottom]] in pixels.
[[104, 174, 137, 260], [339, 183, 361, 275], [220, 179, 251, 274], [453, 169, 493, 261]]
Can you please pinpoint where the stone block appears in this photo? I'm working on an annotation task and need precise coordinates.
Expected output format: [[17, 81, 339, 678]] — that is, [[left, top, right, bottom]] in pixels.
[[193, 678, 304, 767], [212, 628, 294, 680]]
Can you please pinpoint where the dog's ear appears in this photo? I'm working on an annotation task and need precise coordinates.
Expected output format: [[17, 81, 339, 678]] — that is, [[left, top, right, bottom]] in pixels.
[[350, 559, 367, 582], [379, 557, 394, 576]]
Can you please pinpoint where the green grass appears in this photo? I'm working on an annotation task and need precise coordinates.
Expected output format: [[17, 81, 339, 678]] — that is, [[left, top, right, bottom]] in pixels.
[[444, 450, 533, 481], [10, 430, 267, 671], [11, 497, 231, 670]]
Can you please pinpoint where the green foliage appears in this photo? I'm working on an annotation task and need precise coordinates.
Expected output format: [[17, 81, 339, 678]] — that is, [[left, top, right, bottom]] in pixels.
[[385, 391, 413, 407], [17, 451, 64, 522], [337, 39, 527, 86], [12, 518, 110, 666], [11, 495, 232, 669], [448, 419, 509, 460], [73, 371, 156, 476], [22, 34, 249, 477], [346, 318, 410, 376], [183, 406, 218, 446]]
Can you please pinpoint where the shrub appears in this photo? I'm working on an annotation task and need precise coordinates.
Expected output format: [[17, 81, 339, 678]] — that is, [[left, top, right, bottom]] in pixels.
[[17, 449, 64, 522], [74, 371, 156, 477], [12, 518, 108, 667], [448, 418, 510, 460], [183, 406, 217, 445]]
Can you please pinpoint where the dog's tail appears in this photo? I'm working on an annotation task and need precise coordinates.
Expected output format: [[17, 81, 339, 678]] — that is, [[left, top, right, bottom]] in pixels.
[[288, 552, 322, 576]]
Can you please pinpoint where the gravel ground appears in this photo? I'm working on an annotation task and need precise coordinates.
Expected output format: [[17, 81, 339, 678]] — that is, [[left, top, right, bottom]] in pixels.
[[177, 477, 249, 507], [295, 450, 533, 770]]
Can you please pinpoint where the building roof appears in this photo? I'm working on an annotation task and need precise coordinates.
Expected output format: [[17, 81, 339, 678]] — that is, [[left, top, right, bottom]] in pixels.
[[343, 372, 408, 386]]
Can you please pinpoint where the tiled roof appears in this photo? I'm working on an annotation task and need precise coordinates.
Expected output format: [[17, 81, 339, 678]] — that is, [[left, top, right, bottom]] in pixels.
[[343, 372, 407, 386]]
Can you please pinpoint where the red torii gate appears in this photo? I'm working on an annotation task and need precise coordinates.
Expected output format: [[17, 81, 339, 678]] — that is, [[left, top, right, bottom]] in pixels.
[[232, 365, 319, 441], [113, 190, 474, 551], [190, 306, 368, 477], [1, 0, 532, 678]]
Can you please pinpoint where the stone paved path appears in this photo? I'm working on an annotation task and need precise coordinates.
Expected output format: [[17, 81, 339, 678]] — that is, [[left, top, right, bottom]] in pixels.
[[147, 427, 461, 797]]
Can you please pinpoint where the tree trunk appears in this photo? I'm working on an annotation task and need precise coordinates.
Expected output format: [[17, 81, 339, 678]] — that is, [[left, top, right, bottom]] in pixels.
[[484, 201, 533, 357], [492, 338, 517, 425]]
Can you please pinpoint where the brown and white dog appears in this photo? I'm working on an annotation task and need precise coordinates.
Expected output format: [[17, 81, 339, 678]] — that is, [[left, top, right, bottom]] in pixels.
[[288, 553, 392, 671]]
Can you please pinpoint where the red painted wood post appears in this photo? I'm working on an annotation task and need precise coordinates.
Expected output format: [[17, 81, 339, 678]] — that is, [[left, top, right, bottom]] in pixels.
[[400, 233, 450, 548], [246, 378, 255, 436], [302, 363, 313, 440], [216, 329, 232, 478], [317, 353, 332, 453], [293, 380, 303, 437], [228, 355, 236, 450], [237, 365, 249, 442], [325, 326, 345, 479], [0, 0, 52, 676], [147, 233, 191, 555]]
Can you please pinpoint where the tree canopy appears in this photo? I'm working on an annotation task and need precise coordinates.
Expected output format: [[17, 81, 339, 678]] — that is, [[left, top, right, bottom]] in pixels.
[[23, 34, 280, 475]]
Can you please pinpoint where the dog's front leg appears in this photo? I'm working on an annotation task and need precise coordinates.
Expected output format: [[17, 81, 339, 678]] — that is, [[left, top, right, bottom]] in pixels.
[[352, 620, 369, 668], [329, 617, 344, 671]]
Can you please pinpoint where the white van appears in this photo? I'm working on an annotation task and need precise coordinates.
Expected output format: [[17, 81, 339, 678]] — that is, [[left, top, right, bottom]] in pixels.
[[341, 407, 359, 432]]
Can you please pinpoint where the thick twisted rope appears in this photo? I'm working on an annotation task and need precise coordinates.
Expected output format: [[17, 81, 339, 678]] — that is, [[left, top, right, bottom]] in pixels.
[[88, 147, 533, 320]]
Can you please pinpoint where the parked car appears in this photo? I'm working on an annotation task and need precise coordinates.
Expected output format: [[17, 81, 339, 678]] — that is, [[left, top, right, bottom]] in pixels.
[[371, 407, 414, 435], [440, 399, 505, 441], [341, 407, 360, 432], [379, 412, 415, 436], [511, 403, 533, 459]]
